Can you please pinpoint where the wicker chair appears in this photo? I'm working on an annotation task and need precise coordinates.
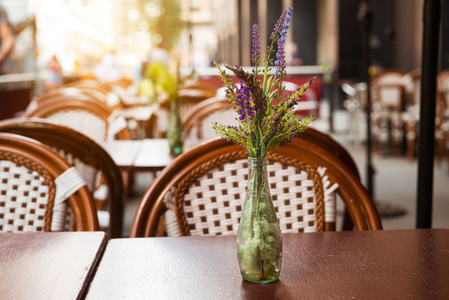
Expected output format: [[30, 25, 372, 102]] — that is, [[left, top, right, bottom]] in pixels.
[[181, 79, 218, 95], [402, 69, 421, 161], [175, 88, 217, 119], [130, 138, 381, 238], [23, 95, 130, 141], [24, 95, 132, 203], [182, 96, 236, 151], [402, 69, 447, 162], [182, 98, 359, 179], [182, 97, 361, 230], [0, 133, 98, 232], [370, 69, 406, 155], [437, 69, 449, 168], [0, 118, 125, 238], [63, 79, 128, 109], [33, 87, 110, 106]]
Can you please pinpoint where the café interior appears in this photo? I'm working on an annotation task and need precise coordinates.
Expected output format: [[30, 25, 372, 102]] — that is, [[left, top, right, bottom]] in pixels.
[[0, 0, 448, 298]]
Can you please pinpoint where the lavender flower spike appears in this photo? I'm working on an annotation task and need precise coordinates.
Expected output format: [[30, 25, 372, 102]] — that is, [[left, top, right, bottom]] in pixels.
[[274, 7, 293, 78], [270, 10, 288, 40], [252, 24, 260, 66]]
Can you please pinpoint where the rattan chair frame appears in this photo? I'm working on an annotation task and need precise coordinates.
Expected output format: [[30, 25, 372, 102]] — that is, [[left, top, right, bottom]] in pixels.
[[35, 87, 109, 105], [182, 96, 230, 139], [370, 69, 407, 155], [181, 79, 218, 95], [23, 96, 131, 140], [371, 69, 406, 111], [64, 79, 113, 93], [183, 96, 361, 230], [0, 118, 124, 237], [130, 138, 381, 238], [0, 133, 98, 232], [301, 127, 360, 230], [176, 89, 217, 118]]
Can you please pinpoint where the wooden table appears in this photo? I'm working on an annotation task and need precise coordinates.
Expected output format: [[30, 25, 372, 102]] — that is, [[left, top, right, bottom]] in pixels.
[[85, 229, 449, 299], [100, 139, 173, 172], [0, 231, 106, 300]]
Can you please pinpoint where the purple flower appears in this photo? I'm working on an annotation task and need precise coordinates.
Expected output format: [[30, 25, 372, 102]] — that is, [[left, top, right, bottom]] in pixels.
[[274, 7, 293, 78], [270, 10, 287, 40], [234, 81, 253, 121], [213, 7, 315, 158], [252, 24, 260, 65]]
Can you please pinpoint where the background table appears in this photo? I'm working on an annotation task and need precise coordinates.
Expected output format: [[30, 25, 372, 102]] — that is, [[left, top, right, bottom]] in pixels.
[[100, 139, 172, 172], [86, 229, 449, 299], [0, 231, 106, 300]]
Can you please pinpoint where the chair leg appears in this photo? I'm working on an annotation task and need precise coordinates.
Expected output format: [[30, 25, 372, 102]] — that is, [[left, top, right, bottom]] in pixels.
[[341, 208, 354, 231], [405, 119, 417, 161]]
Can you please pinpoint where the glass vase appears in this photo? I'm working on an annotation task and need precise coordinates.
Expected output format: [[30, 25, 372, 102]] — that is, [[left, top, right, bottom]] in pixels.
[[167, 98, 184, 156], [237, 157, 283, 283]]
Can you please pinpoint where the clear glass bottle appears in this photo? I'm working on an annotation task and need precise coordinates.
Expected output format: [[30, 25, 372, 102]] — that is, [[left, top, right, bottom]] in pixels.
[[167, 98, 184, 156], [237, 157, 283, 283]]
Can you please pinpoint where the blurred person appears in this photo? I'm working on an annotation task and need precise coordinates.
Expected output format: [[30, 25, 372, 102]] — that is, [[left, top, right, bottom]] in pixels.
[[94, 52, 123, 82], [286, 42, 304, 66], [0, 4, 15, 74], [41, 54, 62, 91]]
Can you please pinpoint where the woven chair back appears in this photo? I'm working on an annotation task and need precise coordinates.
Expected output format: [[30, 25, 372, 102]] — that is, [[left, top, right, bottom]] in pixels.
[[0, 118, 124, 238], [176, 89, 217, 119], [24, 96, 130, 142], [0, 133, 98, 232], [182, 96, 238, 150], [183, 98, 360, 231], [371, 69, 406, 111], [130, 138, 382, 237], [63, 80, 126, 109]]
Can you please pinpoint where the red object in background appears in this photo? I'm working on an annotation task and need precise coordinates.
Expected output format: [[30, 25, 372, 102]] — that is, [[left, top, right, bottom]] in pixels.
[[0, 74, 35, 120]]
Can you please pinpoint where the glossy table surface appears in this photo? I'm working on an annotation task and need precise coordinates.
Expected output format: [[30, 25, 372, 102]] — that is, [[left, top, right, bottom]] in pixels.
[[86, 229, 449, 299], [0, 231, 107, 300], [100, 138, 173, 171]]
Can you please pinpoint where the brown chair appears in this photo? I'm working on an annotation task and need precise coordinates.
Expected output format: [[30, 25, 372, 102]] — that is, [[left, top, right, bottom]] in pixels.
[[402, 69, 447, 162], [176, 88, 217, 119], [0, 118, 125, 238], [182, 96, 236, 150], [23, 95, 130, 141], [130, 138, 381, 238], [182, 97, 361, 230], [301, 127, 361, 231], [182, 98, 360, 178], [64, 79, 113, 93], [23, 96, 133, 194], [63, 79, 131, 109], [0, 133, 98, 232], [181, 79, 218, 95], [106, 78, 133, 89], [370, 69, 406, 155], [402, 69, 421, 161], [437, 69, 449, 167], [34, 87, 109, 105]]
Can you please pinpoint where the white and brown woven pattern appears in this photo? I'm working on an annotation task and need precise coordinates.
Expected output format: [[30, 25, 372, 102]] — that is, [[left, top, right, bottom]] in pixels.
[[180, 158, 248, 236], [171, 150, 329, 236], [0, 158, 55, 232], [46, 110, 107, 142], [267, 160, 319, 233], [51, 147, 97, 191]]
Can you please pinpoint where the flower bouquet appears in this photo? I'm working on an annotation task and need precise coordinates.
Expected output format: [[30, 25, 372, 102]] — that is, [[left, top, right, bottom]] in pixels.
[[212, 7, 315, 283]]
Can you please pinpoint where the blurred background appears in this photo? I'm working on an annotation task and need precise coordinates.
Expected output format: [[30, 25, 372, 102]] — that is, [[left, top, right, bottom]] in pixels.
[[3, 0, 446, 85]]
